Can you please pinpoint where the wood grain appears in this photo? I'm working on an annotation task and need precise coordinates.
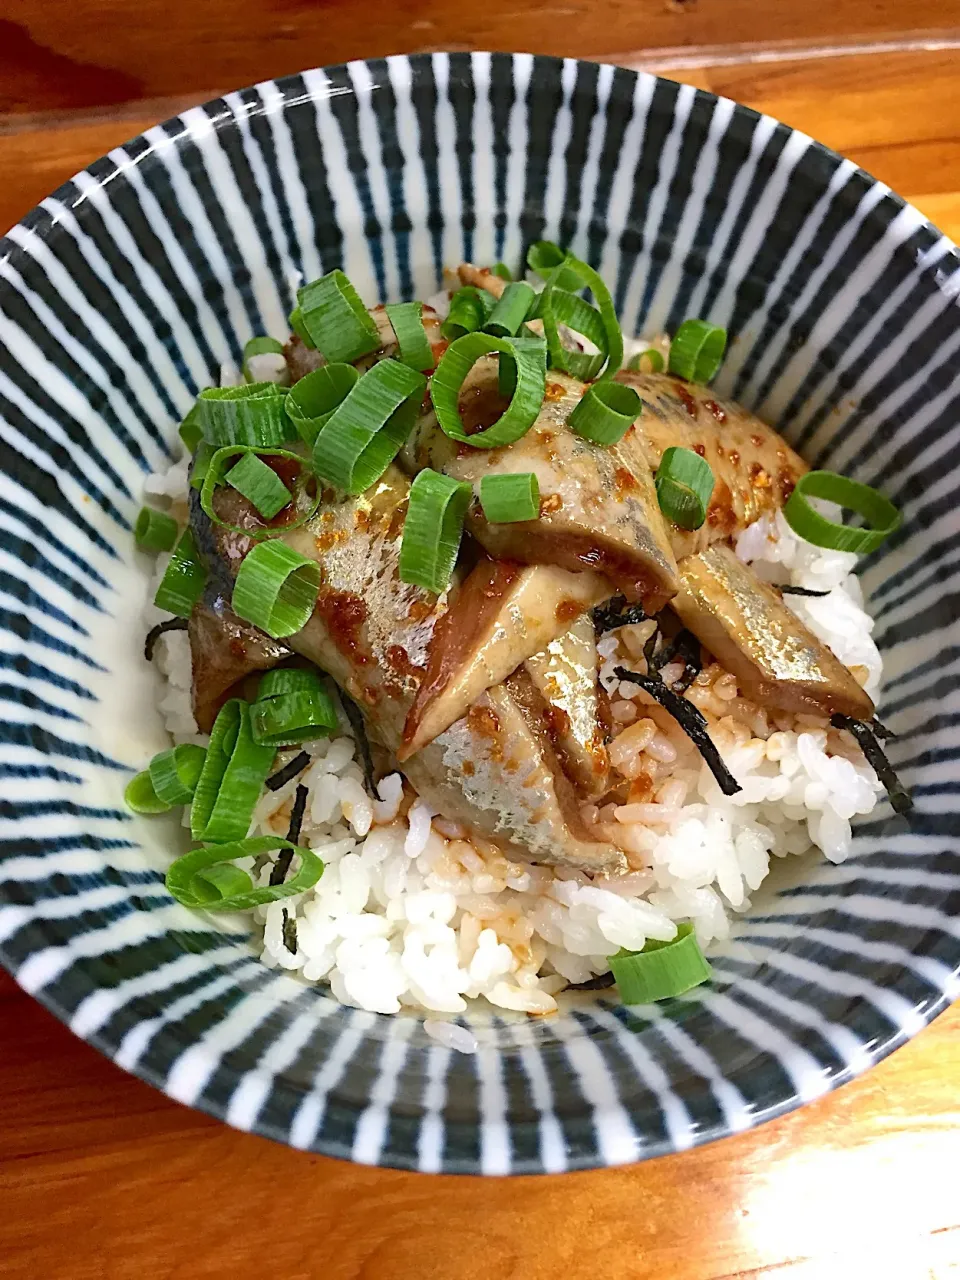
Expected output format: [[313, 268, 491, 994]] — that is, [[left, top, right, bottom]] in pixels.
[[1, 968, 958, 1280], [1, 0, 959, 116], [1, 38, 959, 1280]]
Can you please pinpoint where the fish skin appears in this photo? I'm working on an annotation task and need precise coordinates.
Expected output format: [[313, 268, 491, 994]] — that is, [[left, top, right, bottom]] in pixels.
[[188, 591, 291, 732], [672, 542, 875, 719]]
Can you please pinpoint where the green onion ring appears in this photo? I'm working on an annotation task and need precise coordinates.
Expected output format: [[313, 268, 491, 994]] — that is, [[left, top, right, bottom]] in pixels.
[[384, 301, 435, 372], [568, 381, 642, 446], [526, 240, 583, 292], [135, 507, 178, 553], [288, 305, 315, 348], [655, 446, 716, 530], [200, 446, 318, 540], [148, 743, 207, 807], [484, 281, 536, 338], [251, 690, 339, 747], [258, 668, 323, 700], [124, 770, 170, 815], [297, 269, 380, 363], [667, 320, 727, 384], [166, 837, 323, 912], [312, 358, 426, 494], [189, 700, 277, 843], [609, 922, 711, 1003], [399, 469, 471, 594], [243, 336, 286, 382], [627, 348, 665, 374], [197, 382, 291, 447], [154, 528, 207, 618], [178, 403, 203, 453], [224, 451, 293, 520], [432, 331, 547, 448], [492, 262, 513, 282], [538, 286, 609, 381], [189, 440, 215, 492], [285, 364, 360, 446], [784, 470, 901, 554], [232, 540, 322, 639], [479, 472, 540, 523], [440, 287, 495, 341]]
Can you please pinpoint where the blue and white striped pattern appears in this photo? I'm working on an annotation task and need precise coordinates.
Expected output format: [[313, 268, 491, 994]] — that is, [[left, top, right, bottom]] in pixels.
[[0, 52, 957, 1174]]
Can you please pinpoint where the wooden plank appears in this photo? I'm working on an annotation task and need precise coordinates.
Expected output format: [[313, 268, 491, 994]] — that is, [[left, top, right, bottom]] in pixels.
[[0, 0, 959, 116], [0, 968, 957, 1280]]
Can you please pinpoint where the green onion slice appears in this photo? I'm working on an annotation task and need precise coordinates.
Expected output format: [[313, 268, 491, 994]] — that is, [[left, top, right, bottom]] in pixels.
[[432, 331, 546, 449], [440, 287, 495, 341], [538, 286, 608, 381], [399, 469, 471, 594], [384, 301, 435, 372], [224, 452, 292, 520], [568, 381, 641, 446], [232, 539, 322, 639], [154, 528, 207, 617], [668, 320, 727, 384], [288, 305, 315, 348], [258, 668, 323, 700], [610, 923, 711, 1003], [479, 472, 540, 523], [526, 240, 583, 292], [124, 769, 170, 815], [166, 837, 323, 912], [312, 358, 426, 494], [243, 336, 286, 383], [297, 270, 380, 364], [200, 446, 318, 540], [784, 470, 901, 554], [484, 281, 536, 338], [492, 263, 513, 282], [190, 440, 215, 491], [655, 446, 716, 530], [148, 743, 207, 807], [189, 699, 277, 843], [179, 403, 203, 453], [627, 348, 665, 374], [197, 383, 291, 447], [135, 506, 178, 553], [285, 364, 360, 446], [251, 690, 338, 746]]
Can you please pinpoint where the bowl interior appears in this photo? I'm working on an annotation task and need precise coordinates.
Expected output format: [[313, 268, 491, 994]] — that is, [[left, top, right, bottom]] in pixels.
[[0, 52, 958, 1173]]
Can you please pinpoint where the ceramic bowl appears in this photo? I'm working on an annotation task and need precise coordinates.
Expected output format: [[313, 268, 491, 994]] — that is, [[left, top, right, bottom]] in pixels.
[[1, 52, 957, 1174]]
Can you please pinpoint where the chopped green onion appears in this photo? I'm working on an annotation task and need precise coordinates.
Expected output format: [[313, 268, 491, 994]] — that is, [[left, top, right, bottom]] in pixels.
[[148, 744, 207, 807], [545, 253, 624, 380], [166, 837, 323, 911], [243, 336, 286, 382], [479, 472, 540, 523], [526, 240, 582, 292], [655, 446, 715, 530], [190, 440, 215, 491], [224, 452, 292, 520], [135, 507, 178, 553], [784, 471, 901, 553], [288, 305, 315, 348], [440, 287, 494, 341], [197, 383, 291, 447], [627, 348, 665, 374], [232, 539, 322, 638], [154, 528, 207, 617], [668, 320, 727, 384], [179, 403, 203, 453], [124, 769, 170, 815], [200, 446, 318, 539], [285, 364, 360, 446], [312, 359, 426, 494], [259, 668, 322, 699], [484, 281, 536, 338], [399, 469, 471, 594], [539, 286, 609, 381], [432, 331, 546, 449], [610, 923, 711, 1003], [492, 263, 513, 282], [497, 332, 548, 399], [297, 270, 380, 363], [252, 690, 339, 746], [189, 700, 277, 843], [384, 301, 435, 372], [568, 381, 641, 446]]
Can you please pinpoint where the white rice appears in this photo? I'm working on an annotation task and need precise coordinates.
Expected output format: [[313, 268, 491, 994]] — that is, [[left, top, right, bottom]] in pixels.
[[143, 357, 889, 1042]]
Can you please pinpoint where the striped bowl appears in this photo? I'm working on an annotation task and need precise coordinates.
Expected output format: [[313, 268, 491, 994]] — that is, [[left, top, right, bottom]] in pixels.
[[0, 53, 957, 1175]]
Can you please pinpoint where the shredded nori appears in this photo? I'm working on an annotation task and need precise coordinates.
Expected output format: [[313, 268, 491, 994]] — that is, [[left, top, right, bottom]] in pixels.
[[779, 585, 831, 597], [871, 716, 897, 741], [281, 910, 298, 955], [593, 596, 648, 634], [339, 690, 377, 796], [652, 628, 702, 693], [642, 618, 660, 667], [144, 616, 188, 661], [269, 783, 309, 886], [830, 714, 913, 814], [566, 971, 616, 991], [613, 665, 742, 796], [265, 751, 311, 792]]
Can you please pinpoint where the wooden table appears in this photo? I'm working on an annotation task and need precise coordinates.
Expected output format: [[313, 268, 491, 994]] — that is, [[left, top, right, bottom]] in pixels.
[[2, 17, 960, 1278]]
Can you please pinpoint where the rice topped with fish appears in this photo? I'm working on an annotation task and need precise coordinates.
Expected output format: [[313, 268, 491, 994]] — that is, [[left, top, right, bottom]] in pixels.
[[131, 251, 908, 1041]]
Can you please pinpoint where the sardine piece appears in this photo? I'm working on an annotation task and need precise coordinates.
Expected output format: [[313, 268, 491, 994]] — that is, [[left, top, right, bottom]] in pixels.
[[615, 370, 808, 560], [524, 613, 610, 798], [400, 557, 609, 759], [424, 370, 680, 608], [672, 542, 875, 719], [188, 593, 290, 732]]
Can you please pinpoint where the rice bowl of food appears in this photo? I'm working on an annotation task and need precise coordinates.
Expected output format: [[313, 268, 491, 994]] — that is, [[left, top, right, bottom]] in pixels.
[[1, 52, 957, 1174]]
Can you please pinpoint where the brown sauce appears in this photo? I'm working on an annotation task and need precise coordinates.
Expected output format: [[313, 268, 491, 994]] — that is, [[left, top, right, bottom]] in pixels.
[[314, 589, 369, 664], [467, 703, 502, 739], [614, 466, 639, 498], [555, 598, 583, 623], [704, 399, 727, 424]]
